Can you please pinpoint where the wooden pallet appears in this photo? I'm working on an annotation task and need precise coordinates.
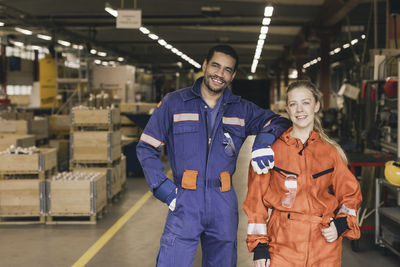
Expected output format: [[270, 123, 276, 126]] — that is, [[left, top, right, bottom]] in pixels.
[[45, 208, 105, 225], [70, 157, 121, 168], [0, 166, 57, 180], [71, 124, 121, 132], [0, 215, 46, 225]]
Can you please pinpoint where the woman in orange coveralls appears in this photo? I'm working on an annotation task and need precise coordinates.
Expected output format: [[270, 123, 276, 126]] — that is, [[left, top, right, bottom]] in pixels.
[[244, 80, 362, 267]]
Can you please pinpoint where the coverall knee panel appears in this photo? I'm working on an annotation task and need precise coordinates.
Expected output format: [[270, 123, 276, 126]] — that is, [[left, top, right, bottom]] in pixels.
[[201, 232, 237, 267], [156, 232, 199, 267]]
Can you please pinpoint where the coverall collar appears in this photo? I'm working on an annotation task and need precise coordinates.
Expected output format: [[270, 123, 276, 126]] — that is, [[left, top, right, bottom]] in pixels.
[[180, 77, 241, 104], [280, 127, 321, 146]]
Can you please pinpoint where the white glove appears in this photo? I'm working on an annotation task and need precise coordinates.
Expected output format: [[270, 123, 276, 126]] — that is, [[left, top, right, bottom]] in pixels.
[[321, 219, 338, 242], [251, 147, 274, 174], [254, 259, 270, 267]]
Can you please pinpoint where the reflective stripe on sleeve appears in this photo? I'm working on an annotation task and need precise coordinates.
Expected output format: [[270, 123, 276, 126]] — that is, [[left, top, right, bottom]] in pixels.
[[222, 116, 245, 126], [140, 133, 164, 148], [173, 113, 199, 122], [337, 204, 357, 216], [247, 223, 267, 235]]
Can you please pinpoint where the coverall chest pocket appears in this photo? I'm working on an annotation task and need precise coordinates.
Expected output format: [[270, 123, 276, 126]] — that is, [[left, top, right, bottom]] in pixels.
[[312, 167, 334, 187], [222, 125, 245, 157], [173, 123, 200, 162]]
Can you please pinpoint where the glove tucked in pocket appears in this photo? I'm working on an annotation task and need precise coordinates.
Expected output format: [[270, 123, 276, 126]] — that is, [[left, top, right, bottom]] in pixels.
[[223, 132, 236, 157]]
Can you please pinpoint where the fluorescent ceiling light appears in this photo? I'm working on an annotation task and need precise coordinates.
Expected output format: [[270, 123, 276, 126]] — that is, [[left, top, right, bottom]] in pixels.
[[158, 39, 167, 46], [13, 41, 24, 47], [37, 34, 52, 41], [101, 61, 109, 66], [15, 27, 32, 35], [139, 27, 150, 34], [317, 57, 321, 61], [361, 34, 366, 39], [165, 44, 172, 50], [342, 43, 350, 49], [259, 33, 266, 40], [351, 39, 358, 45], [262, 18, 271, 25], [90, 49, 97, 54], [257, 39, 265, 46], [97, 51, 107, 57], [148, 34, 159, 40], [105, 3, 118, 17], [57, 40, 71, 46], [334, 47, 341, 53], [171, 48, 178, 54], [117, 57, 124, 62], [264, 6, 274, 17], [260, 26, 269, 34], [0, 21, 4, 27], [94, 59, 101, 64]]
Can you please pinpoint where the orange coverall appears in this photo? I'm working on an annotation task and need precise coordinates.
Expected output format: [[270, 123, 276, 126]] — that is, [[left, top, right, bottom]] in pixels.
[[244, 128, 362, 267]]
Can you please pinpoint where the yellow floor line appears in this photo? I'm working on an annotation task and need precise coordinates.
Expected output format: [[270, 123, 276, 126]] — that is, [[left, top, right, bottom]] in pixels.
[[71, 190, 152, 267], [72, 169, 172, 267]]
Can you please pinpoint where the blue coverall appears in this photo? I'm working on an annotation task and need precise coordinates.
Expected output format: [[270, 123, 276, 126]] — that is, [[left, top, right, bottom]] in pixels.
[[136, 77, 290, 267]]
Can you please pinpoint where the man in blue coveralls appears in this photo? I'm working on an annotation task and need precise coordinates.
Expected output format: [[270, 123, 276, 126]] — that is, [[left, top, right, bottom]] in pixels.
[[136, 45, 290, 266]]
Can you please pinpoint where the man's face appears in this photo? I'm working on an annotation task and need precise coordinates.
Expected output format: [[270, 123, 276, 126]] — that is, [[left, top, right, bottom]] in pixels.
[[202, 51, 236, 95]]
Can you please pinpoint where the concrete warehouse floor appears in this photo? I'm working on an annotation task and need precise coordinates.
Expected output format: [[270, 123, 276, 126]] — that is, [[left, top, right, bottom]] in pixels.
[[0, 137, 399, 267]]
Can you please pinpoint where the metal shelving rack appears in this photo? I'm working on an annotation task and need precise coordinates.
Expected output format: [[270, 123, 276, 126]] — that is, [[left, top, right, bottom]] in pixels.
[[52, 46, 88, 115], [375, 178, 400, 256]]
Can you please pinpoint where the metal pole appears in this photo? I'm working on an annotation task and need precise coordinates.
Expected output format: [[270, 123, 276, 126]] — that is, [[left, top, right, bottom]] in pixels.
[[398, 60, 400, 159], [375, 178, 380, 245], [374, 0, 378, 48]]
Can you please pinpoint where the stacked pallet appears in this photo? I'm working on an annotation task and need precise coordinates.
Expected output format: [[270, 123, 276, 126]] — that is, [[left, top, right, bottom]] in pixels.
[[0, 147, 57, 224], [0, 116, 49, 145], [46, 172, 107, 224], [48, 114, 71, 172], [70, 107, 124, 202]]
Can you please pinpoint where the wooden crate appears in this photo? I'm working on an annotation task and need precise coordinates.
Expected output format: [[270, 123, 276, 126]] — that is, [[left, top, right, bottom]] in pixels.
[[120, 102, 157, 114], [121, 125, 140, 137], [0, 118, 48, 140], [0, 180, 46, 223], [0, 134, 36, 151], [30, 117, 49, 140], [71, 108, 120, 126], [49, 115, 71, 137], [0, 148, 57, 176], [46, 173, 107, 223], [71, 131, 121, 163], [73, 164, 121, 201]]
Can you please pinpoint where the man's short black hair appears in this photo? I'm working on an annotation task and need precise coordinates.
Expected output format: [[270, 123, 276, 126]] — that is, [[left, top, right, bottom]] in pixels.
[[205, 45, 239, 72]]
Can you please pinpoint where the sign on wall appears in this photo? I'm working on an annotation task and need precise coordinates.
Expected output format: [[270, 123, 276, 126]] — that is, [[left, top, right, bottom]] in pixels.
[[116, 9, 142, 29]]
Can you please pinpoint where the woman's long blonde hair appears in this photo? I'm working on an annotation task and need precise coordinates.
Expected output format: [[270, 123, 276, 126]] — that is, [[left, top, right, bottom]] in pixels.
[[286, 80, 348, 164]]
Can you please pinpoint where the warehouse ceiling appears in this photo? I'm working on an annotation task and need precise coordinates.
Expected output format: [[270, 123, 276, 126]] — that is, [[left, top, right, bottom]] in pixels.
[[0, 0, 387, 77]]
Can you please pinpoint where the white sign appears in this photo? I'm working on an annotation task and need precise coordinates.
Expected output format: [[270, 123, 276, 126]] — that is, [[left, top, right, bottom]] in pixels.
[[116, 9, 142, 29]]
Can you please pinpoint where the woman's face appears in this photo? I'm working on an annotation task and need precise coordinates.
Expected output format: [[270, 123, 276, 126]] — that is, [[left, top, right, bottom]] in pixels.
[[286, 87, 320, 131]]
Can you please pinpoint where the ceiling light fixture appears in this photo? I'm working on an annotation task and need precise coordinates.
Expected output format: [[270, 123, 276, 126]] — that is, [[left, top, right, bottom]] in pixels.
[[57, 40, 71, 47], [90, 49, 97, 54], [15, 27, 32, 35], [262, 18, 271, 25], [0, 21, 5, 27], [97, 51, 107, 57], [37, 34, 52, 41], [139, 27, 150, 34], [264, 6, 274, 17], [251, 5, 273, 73], [105, 2, 118, 17], [117, 57, 124, 62], [138, 26, 201, 69], [148, 33, 159, 40]]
